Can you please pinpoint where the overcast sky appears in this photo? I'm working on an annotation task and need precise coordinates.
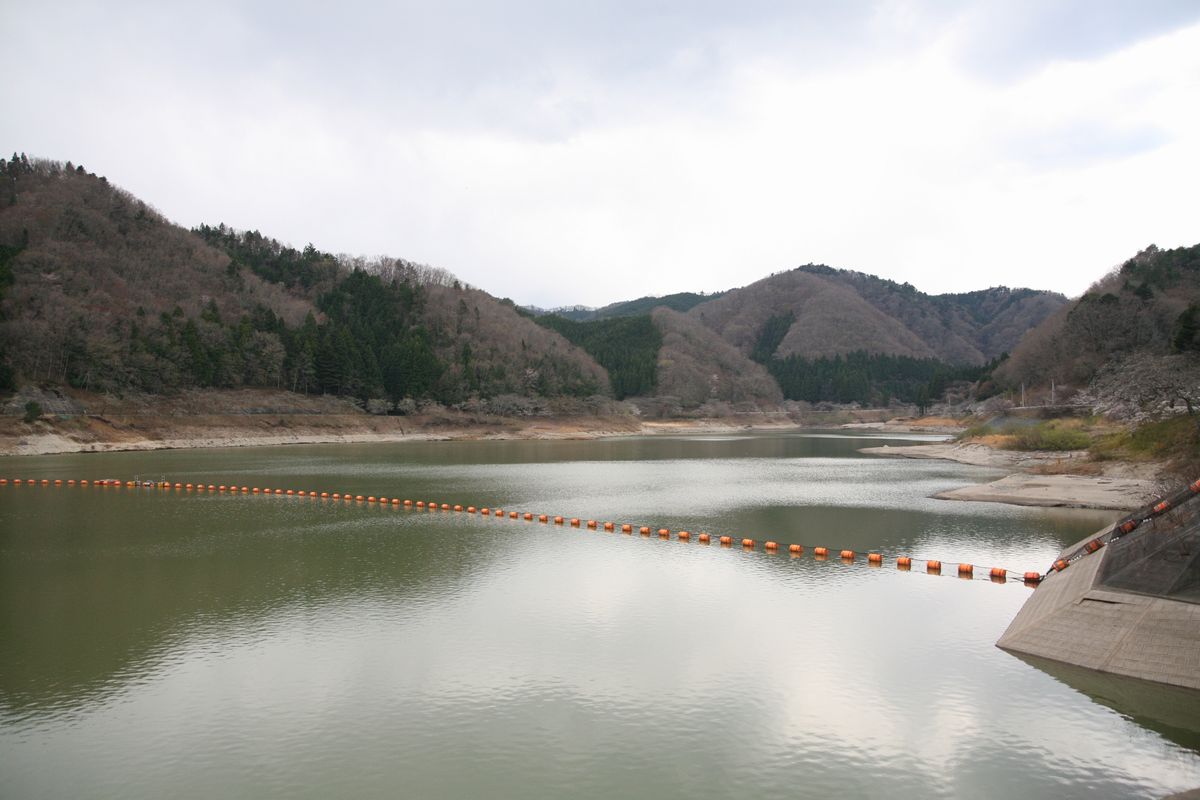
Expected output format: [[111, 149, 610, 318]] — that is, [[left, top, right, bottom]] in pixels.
[[4, 1, 1198, 307]]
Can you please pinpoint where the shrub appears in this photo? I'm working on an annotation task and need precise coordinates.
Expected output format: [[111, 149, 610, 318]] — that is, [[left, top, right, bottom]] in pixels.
[[1006, 422, 1091, 451], [23, 400, 42, 423]]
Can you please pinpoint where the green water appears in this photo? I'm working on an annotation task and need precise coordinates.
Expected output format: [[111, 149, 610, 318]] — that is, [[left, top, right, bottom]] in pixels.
[[2, 431, 1199, 798]]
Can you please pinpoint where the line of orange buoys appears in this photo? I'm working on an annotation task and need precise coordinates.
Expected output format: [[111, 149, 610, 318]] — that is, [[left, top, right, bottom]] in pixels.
[[0, 477, 1042, 586]]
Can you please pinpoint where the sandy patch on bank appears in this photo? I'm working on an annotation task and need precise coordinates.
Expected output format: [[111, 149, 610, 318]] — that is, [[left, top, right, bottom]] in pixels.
[[861, 442, 1161, 510]]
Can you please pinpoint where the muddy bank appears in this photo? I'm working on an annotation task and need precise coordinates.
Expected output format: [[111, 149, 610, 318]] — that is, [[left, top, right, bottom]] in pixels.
[[861, 442, 1161, 510], [0, 411, 812, 457]]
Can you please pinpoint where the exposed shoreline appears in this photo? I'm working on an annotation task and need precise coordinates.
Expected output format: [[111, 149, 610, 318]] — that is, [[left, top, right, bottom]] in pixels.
[[0, 408, 1165, 512], [0, 412, 810, 458], [860, 441, 1161, 511]]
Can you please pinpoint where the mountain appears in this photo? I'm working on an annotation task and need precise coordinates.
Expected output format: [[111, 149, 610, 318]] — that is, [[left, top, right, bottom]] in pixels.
[[542, 291, 728, 322], [995, 243, 1200, 407], [0, 155, 606, 403], [0, 153, 1071, 414], [686, 265, 1067, 366]]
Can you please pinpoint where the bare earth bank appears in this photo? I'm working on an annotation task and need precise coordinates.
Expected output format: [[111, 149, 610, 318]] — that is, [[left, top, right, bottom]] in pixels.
[[859, 442, 1161, 511]]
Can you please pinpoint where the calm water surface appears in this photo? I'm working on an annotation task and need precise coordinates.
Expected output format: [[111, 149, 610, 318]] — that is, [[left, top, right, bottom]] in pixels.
[[2, 431, 1199, 798]]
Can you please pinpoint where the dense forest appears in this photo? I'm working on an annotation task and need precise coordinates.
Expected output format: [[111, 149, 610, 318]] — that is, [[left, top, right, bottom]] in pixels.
[[998, 243, 1200, 388], [532, 314, 660, 399]]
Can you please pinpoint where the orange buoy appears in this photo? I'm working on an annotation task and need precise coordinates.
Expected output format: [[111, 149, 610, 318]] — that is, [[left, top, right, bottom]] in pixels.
[[366, 496, 375, 503], [1084, 539, 1103, 554], [990, 567, 1007, 580], [0, 478, 7, 485], [587, 520, 598, 529], [455, 505, 464, 512], [788, 544, 802, 554], [524, 512, 534, 521], [603, 521, 614, 531], [742, 538, 755, 548], [678, 531, 690, 541], [480, 507, 490, 515], [699, 533, 711, 543], [403, 499, 413, 506], [814, 546, 828, 558], [11, 478, 20, 485], [81, 479, 89, 486], [68, 479, 76, 485], [868, 553, 882, 564], [659, 528, 670, 538], [218, 484, 227, 491], [840, 550, 854, 560], [355, 494, 364, 501], [467, 506, 476, 513], [42, 479, 50, 486], [639, 526, 651, 535], [927, 560, 942, 574], [207, 485, 216, 491], [958, 563, 973, 577], [253, 487, 260, 494], [509, 511, 518, 519], [54, 479, 62, 485], [320, 492, 328, 498], [416, 500, 425, 508], [554, 516, 564, 524], [621, 523, 632, 533], [442, 504, 451, 511], [571, 518, 581, 527], [719, 535, 732, 545], [1023, 572, 1041, 584], [764, 540, 777, 550], [287, 489, 295, 496], [896, 556, 912, 570], [1153, 500, 1171, 514], [333, 493, 342, 500]]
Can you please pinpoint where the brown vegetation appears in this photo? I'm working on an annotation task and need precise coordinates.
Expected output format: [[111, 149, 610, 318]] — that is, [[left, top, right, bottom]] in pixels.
[[651, 308, 782, 408], [687, 265, 1065, 365]]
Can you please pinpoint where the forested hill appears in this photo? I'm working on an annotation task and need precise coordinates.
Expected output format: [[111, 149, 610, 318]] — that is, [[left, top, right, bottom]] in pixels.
[[995, 243, 1200, 397], [686, 265, 1067, 366], [0, 153, 1076, 413], [0, 155, 607, 405]]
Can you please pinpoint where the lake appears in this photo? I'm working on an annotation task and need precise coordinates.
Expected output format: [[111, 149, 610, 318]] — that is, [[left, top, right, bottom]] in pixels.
[[2, 431, 1199, 798]]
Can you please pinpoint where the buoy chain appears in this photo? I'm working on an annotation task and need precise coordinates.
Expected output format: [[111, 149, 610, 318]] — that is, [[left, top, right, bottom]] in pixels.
[[2, 476, 1043, 586], [1047, 476, 1200, 577]]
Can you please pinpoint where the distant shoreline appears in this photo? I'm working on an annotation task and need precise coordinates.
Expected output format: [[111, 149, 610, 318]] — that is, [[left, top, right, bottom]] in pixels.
[[0, 408, 1163, 512]]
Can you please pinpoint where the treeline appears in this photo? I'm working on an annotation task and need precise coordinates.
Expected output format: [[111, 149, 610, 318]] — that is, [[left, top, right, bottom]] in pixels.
[[765, 350, 994, 409], [533, 314, 660, 399], [180, 235, 442, 408]]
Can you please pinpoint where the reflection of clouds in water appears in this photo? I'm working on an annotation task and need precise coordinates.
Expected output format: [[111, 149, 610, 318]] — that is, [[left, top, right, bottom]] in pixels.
[[10, 529, 1197, 798]]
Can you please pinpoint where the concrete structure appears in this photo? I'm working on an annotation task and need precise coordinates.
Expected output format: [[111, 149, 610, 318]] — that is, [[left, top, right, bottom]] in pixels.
[[998, 500, 1200, 691]]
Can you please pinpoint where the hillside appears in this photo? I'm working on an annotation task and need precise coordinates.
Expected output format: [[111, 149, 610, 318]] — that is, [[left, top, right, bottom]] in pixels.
[[0, 153, 1073, 417], [687, 265, 1066, 366], [545, 290, 728, 322], [651, 308, 782, 409], [996, 243, 1200, 414], [0, 155, 606, 405]]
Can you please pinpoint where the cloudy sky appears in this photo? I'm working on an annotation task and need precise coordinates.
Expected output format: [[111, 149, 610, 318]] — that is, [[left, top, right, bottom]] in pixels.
[[4, 1, 1198, 307]]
